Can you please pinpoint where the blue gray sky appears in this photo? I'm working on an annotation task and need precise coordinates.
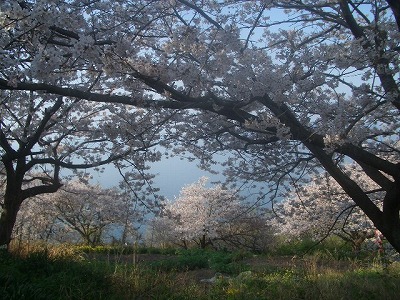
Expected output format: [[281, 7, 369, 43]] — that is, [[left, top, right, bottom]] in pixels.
[[94, 156, 222, 200]]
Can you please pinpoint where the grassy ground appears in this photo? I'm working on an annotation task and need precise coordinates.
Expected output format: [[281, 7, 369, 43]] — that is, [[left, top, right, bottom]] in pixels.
[[1, 244, 400, 299]]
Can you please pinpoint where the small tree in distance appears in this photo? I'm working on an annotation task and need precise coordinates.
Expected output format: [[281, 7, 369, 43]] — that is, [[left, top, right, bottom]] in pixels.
[[149, 177, 271, 251], [15, 180, 144, 246]]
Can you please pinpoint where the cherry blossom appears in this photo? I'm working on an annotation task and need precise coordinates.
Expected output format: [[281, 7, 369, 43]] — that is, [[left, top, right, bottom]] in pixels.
[[0, 80, 166, 247], [0, 1, 399, 253], [271, 165, 384, 252], [14, 180, 145, 246], [150, 177, 270, 250]]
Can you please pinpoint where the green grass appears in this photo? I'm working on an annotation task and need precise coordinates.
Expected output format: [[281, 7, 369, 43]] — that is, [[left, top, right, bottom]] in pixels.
[[1, 245, 400, 300], [273, 236, 355, 258], [74, 245, 178, 255], [207, 262, 400, 300], [0, 249, 114, 299], [145, 248, 251, 274]]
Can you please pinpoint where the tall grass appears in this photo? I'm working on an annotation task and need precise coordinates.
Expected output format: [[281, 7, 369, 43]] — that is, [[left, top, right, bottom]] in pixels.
[[0, 249, 114, 299], [208, 261, 400, 300], [1, 243, 399, 299]]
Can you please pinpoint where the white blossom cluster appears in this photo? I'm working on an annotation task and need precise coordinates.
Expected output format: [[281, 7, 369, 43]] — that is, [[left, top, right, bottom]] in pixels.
[[15, 181, 143, 244], [270, 164, 384, 250], [150, 177, 265, 248]]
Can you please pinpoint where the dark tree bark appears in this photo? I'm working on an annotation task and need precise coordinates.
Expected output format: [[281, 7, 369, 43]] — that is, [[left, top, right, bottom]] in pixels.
[[387, 0, 400, 30], [0, 193, 23, 250], [0, 168, 61, 249]]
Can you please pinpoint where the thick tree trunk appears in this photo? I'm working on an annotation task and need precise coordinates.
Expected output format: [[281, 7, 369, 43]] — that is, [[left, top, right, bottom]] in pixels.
[[383, 226, 400, 254], [303, 142, 400, 254], [379, 183, 400, 254], [387, 0, 400, 31], [0, 191, 23, 250]]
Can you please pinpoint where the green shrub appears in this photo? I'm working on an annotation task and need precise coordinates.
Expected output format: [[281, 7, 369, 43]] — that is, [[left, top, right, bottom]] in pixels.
[[273, 236, 354, 258], [143, 248, 250, 274], [0, 250, 115, 300], [144, 246, 177, 255], [147, 249, 209, 271]]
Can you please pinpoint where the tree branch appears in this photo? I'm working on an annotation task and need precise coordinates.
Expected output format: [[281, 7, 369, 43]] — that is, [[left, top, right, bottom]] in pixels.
[[177, 0, 223, 30]]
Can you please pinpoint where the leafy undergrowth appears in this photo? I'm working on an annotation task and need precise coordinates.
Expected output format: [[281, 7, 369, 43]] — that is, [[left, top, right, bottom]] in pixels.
[[144, 248, 251, 274], [1, 246, 400, 300], [0, 249, 114, 300], [75, 244, 178, 256]]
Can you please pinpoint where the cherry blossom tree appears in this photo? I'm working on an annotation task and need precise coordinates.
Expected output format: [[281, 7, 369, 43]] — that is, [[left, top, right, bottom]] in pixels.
[[151, 177, 269, 250], [1, 1, 399, 253], [0, 0, 175, 248], [13, 192, 61, 246], [14, 181, 146, 246], [271, 165, 384, 252], [145, 215, 178, 249], [0, 88, 164, 248]]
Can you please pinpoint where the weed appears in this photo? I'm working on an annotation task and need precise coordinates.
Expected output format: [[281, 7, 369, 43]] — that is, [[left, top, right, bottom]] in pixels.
[[1, 245, 399, 299]]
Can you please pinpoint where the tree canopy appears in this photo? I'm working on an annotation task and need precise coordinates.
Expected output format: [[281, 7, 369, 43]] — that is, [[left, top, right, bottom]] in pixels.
[[1, 1, 399, 252]]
